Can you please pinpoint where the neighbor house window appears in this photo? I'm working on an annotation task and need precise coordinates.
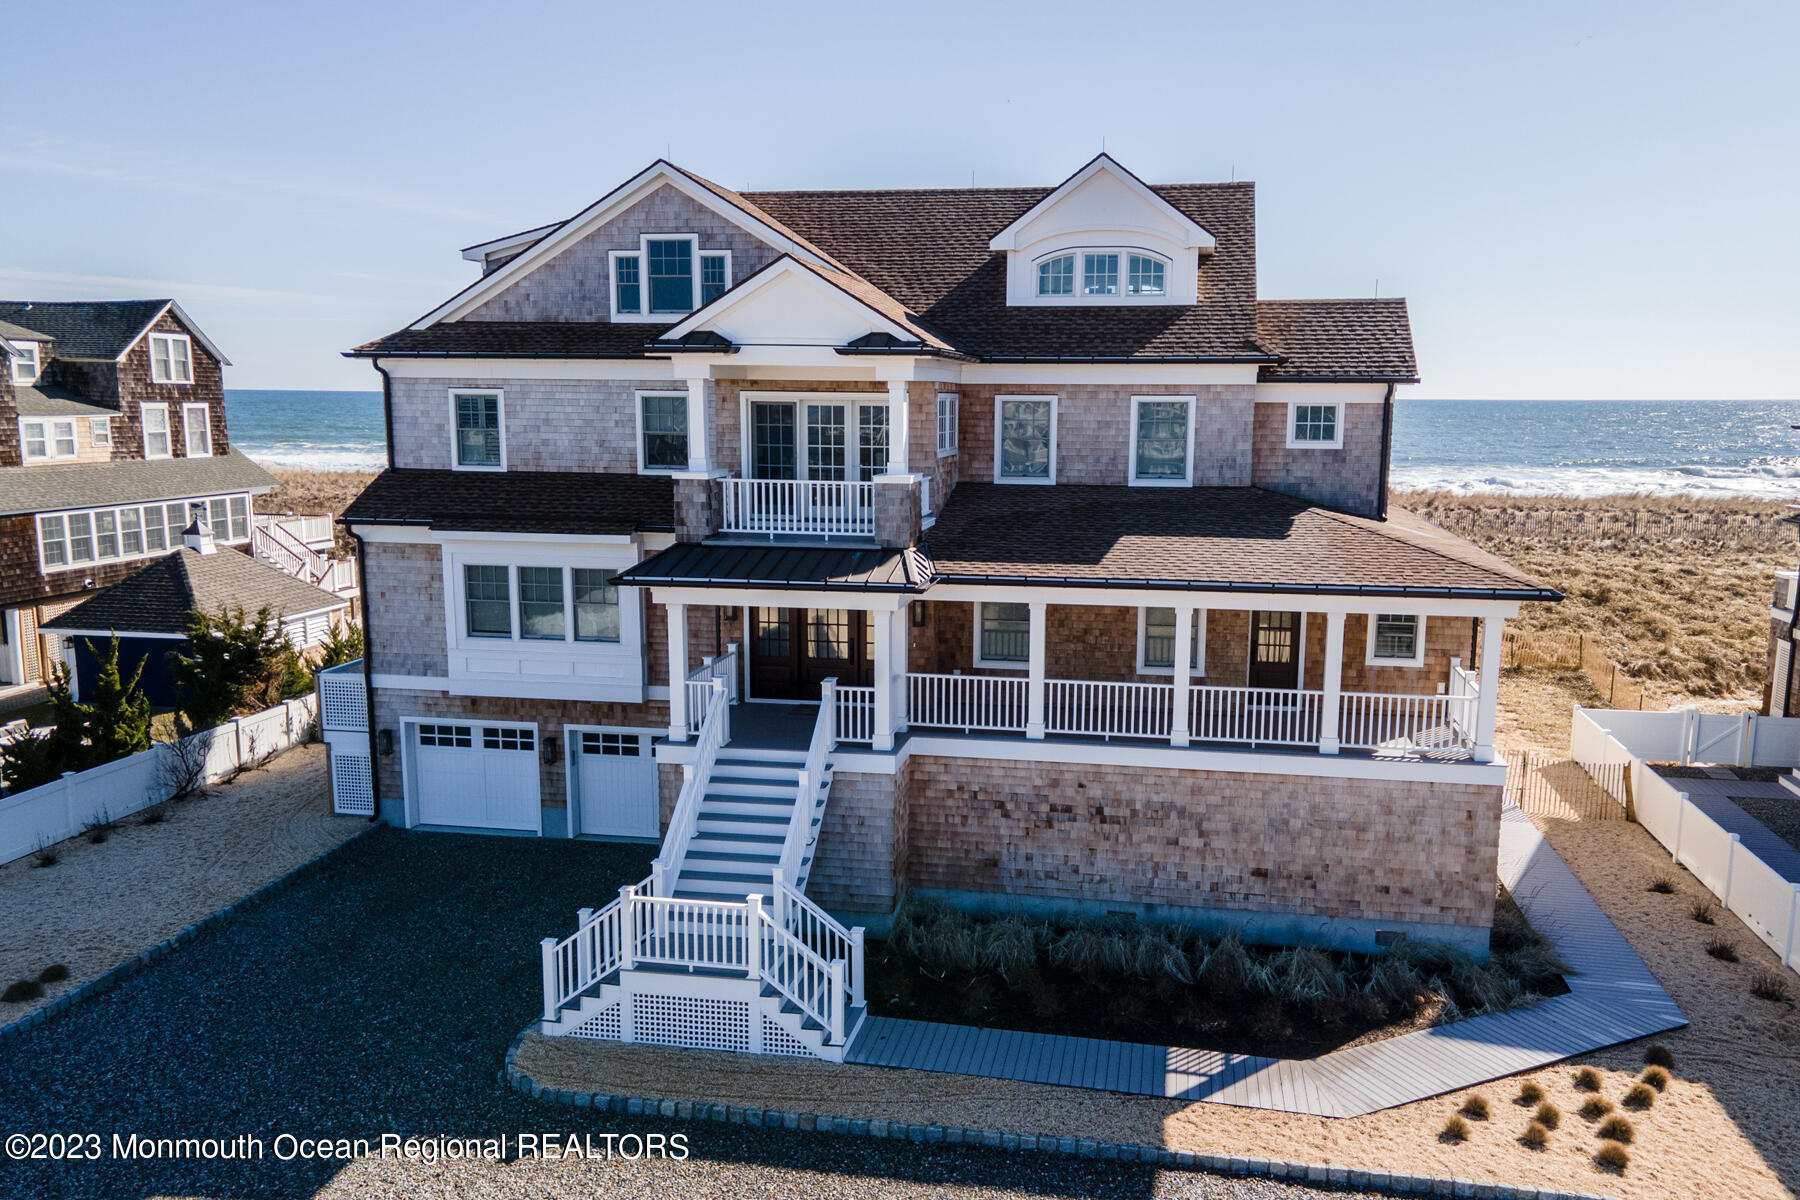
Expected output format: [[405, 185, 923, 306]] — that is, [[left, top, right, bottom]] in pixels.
[[183, 402, 212, 456], [1082, 253, 1119, 295], [229, 495, 249, 540], [464, 565, 512, 637], [453, 390, 503, 469], [21, 419, 77, 461], [1140, 607, 1205, 674], [89, 417, 110, 447], [142, 403, 172, 457], [517, 566, 566, 640], [701, 253, 729, 304], [1130, 396, 1194, 485], [1369, 614, 1424, 666], [936, 393, 958, 456], [647, 238, 695, 313], [572, 568, 620, 642], [38, 515, 66, 567], [638, 392, 689, 471], [613, 253, 641, 313], [1288, 402, 1341, 448], [8, 342, 39, 384], [148, 333, 193, 384], [995, 396, 1055, 483], [1127, 254, 1166, 295], [978, 602, 1031, 664], [1036, 255, 1075, 296], [35, 496, 251, 568]]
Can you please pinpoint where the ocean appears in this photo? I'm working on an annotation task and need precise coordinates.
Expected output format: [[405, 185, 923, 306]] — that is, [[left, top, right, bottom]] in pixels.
[[224, 391, 1800, 499]]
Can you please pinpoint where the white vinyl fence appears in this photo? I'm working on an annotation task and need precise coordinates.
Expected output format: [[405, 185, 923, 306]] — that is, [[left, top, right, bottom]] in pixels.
[[0, 697, 317, 868], [1573, 707, 1800, 977]]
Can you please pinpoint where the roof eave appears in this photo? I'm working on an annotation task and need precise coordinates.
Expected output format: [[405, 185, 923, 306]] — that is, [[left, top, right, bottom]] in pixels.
[[928, 572, 1560, 602]]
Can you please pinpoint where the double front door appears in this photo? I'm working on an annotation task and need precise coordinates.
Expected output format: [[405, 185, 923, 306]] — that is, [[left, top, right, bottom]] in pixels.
[[750, 607, 874, 700]]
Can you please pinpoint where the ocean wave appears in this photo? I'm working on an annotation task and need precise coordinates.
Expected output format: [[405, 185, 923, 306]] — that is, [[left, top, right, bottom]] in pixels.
[[1389, 463, 1800, 500], [238, 444, 387, 472]]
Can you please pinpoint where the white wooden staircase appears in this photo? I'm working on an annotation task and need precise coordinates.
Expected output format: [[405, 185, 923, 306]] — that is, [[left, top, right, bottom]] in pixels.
[[538, 679, 866, 1061]]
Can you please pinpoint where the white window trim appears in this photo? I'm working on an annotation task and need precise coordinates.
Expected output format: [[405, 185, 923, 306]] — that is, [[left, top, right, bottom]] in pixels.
[[1035, 253, 1076, 297], [634, 390, 691, 474], [148, 333, 194, 385], [8, 342, 40, 385], [936, 392, 959, 457], [448, 388, 506, 472], [35, 492, 251, 574], [992, 394, 1058, 486], [698, 249, 734, 305], [1285, 400, 1344, 450], [1136, 606, 1207, 676], [736, 390, 889, 482], [1029, 246, 1175, 304], [611, 234, 727, 323], [182, 402, 212, 457], [1128, 395, 1196, 487], [607, 249, 644, 322], [972, 600, 1033, 670], [142, 402, 172, 459], [1365, 613, 1427, 668], [20, 418, 79, 462], [89, 417, 110, 447]]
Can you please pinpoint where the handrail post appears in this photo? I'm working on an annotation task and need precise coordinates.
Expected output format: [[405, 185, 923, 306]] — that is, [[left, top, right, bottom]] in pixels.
[[770, 867, 786, 929], [821, 678, 839, 750], [745, 894, 764, 979], [850, 927, 866, 1007], [576, 906, 595, 984], [540, 937, 559, 1022], [829, 958, 847, 1044], [651, 858, 667, 898], [618, 885, 637, 969]]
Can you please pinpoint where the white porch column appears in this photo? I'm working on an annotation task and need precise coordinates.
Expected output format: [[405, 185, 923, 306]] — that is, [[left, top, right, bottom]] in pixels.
[[1319, 611, 1346, 755], [1475, 613, 1504, 763], [1026, 599, 1048, 739], [872, 605, 895, 752], [892, 605, 911, 734], [884, 379, 912, 475], [667, 599, 690, 741], [682, 373, 712, 473], [1170, 605, 1194, 747]]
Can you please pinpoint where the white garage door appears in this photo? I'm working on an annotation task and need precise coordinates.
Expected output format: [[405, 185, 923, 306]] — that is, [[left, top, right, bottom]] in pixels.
[[413, 722, 541, 832], [571, 729, 659, 838]]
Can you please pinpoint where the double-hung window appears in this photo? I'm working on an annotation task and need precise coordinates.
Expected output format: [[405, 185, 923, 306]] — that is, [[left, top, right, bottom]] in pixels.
[[936, 393, 958, 456], [149, 333, 193, 384], [89, 417, 110, 447], [1082, 253, 1119, 295], [1287, 402, 1341, 448], [1127, 254, 1165, 295], [183, 403, 212, 456], [8, 342, 39, 384], [700, 253, 729, 304], [1130, 396, 1194, 485], [637, 392, 689, 472], [453, 390, 503, 469], [1140, 608, 1205, 674], [856, 405, 888, 482], [464, 565, 513, 637], [22, 419, 77, 462], [142, 403, 172, 458], [1036, 254, 1075, 296], [1368, 614, 1424, 667], [995, 396, 1055, 483], [613, 253, 641, 314], [647, 238, 694, 313], [517, 567, 566, 640], [977, 602, 1031, 665], [463, 563, 626, 645], [572, 569, 620, 642], [612, 238, 728, 319]]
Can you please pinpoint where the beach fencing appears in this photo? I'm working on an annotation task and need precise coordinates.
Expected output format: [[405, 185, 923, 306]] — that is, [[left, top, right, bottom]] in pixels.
[[0, 697, 317, 868], [1502, 630, 1656, 709], [1506, 750, 1627, 822], [1572, 707, 1800, 978]]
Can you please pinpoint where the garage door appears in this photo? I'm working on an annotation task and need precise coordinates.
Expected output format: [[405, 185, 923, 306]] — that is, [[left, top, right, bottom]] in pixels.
[[571, 729, 659, 838], [413, 723, 541, 832]]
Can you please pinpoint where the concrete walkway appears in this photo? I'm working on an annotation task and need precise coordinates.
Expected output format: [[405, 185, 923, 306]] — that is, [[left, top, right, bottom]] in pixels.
[[844, 805, 1687, 1116]]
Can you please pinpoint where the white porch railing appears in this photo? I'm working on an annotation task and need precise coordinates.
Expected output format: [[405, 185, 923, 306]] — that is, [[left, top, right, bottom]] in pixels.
[[1045, 679, 1173, 740], [779, 681, 837, 886], [907, 672, 1029, 733], [1188, 686, 1325, 747], [1340, 692, 1475, 752], [651, 680, 729, 897], [835, 685, 875, 744], [721, 478, 874, 537], [684, 643, 740, 719]]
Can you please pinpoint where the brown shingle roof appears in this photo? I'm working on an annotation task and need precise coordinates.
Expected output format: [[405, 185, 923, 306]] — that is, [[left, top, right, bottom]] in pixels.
[[42, 547, 346, 637], [350, 321, 667, 359], [1256, 299, 1419, 382], [341, 469, 674, 535], [923, 484, 1556, 599]]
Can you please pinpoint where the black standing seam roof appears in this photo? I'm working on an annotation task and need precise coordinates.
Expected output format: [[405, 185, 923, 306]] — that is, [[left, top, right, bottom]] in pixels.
[[617, 541, 928, 592]]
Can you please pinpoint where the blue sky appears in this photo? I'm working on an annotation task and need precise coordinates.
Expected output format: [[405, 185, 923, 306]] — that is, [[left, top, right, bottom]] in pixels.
[[4, 0, 1795, 397]]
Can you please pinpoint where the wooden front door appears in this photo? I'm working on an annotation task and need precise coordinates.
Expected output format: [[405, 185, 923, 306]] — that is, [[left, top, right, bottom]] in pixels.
[[749, 607, 874, 700], [1248, 611, 1301, 690]]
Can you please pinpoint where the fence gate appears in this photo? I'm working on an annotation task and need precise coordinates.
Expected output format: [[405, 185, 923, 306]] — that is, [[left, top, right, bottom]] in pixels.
[[1506, 751, 1628, 821]]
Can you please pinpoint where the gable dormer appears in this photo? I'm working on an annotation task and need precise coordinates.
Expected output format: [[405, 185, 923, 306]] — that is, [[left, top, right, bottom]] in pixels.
[[989, 154, 1213, 308]]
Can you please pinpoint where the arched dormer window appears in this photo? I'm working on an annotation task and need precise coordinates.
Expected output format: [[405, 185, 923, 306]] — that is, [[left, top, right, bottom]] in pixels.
[[1037, 255, 1075, 296], [1031, 249, 1171, 302], [1128, 254, 1165, 296]]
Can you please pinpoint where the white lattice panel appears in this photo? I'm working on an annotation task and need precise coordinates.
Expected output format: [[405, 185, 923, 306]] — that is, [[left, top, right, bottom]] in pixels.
[[568, 1001, 623, 1041], [318, 673, 367, 732], [330, 752, 374, 816], [631, 994, 750, 1052], [760, 1014, 817, 1058]]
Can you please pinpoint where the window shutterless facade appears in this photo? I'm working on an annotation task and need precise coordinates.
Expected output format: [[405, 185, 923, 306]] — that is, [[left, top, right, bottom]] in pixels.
[[994, 395, 1056, 483], [21, 418, 78, 462], [1127, 254, 1166, 295], [89, 417, 110, 447], [36, 494, 250, 572], [8, 342, 39, 384], [148, 333, 193, 384], [1129, 395, 1195, 485], [701, 253, 728, 303], [452, 389, 504, 470], [142, 403, 172, 458], [1037, 254, 1075, 296], [1368, 614, 1425, 667], [1139, 607, 1206, 674], [572, 568, 620, 642], [183, 402, 212, 456], [462, 564, 624, 645], [1287, 401, 1342, 448], [517, 566, 566, 640], [976, 602, 1032, 665], [936, 392, 959, 456], [636, 392, 689, 472], [463, 565, 512, 637], [1032, 249, 1172, 301], [1082, 252, 1119, 295], [610, 238, 730, 321]]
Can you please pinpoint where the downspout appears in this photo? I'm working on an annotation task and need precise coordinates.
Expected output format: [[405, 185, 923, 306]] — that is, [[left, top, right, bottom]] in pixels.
[[371, 357, 396, 470], [1376, 382, 1396, 521], [1785, 531, 1800, 716], [349, 528, 381, 822]]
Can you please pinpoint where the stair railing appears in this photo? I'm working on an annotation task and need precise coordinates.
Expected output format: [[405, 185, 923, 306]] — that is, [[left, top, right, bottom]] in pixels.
[[775, 679, 837, 891], [752, 898, 848, 1044], [650, 679, 729, 897]]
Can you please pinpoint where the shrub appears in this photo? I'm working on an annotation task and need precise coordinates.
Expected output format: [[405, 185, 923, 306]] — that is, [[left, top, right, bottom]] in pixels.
[[1573, 1066, 1602, 1091], [1579, 1097, 1615, 1121], [83, 808, 115, 845], [1646, 875, 1676, 894], [315, 620, 364, 669], [1439, 1114, 1470, 1143], [1622, 1083, 1656, 1110], [172, 605, 291, 735], [1459, 1094, 1491, 1120], [1641, 1065, 1670, 1092], [1520, 1120, 1550, 1149], [1705, 937, 1739, 962], [139, 807, 167, 826], [30, 838, 58, 868], [1595, 1141, 1630, 1172], [1535, 1101, 1562, 1130], [1, 979, 44, 1003], [1750, 971, 1792, 1002], [36, 964, 69, 984], [1597, 1114, 1635, 1144], [1516, 1081, 1544, 1106], [1689, 896, 1718, 925], [1644, 1043, 1674, 1070]]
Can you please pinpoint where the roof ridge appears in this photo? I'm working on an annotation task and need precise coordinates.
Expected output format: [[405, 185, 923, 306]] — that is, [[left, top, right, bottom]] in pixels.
[[741, 180, 1252, 198]]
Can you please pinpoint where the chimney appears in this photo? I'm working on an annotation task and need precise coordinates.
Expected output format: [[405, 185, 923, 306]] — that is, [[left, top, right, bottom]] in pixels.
[[182, 520, 215, 556]]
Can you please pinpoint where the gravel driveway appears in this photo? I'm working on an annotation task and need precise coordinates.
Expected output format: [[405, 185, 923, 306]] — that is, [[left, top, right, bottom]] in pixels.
[[0, 827, 1352, 1199]]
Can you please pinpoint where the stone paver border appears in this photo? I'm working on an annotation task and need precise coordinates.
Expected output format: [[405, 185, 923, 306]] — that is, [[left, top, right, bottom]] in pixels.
[[503, 1028, 1622, 1200]]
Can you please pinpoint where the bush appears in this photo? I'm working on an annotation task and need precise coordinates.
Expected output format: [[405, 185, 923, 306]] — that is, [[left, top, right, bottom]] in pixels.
[[1750, 971, 1792, 1002], [1439, 1115, 1470, 1143], [30, 838, 57, 868], [1459, 1094, 1490, 1120], [1646, 875, 1676, 894], [172, 605, 291, 735], [1595, 1141, 1630, 1172], [1, 644, 152, 793], [1573, 1066, 1602, 1091], [1622, 1083, 1656, 1110], [139, 806, 167, 826], [1, 979, 44, 1003], [1597, 1114, 1635, 1144], [1705, 937, 1739, 962], [1535, 1101, 1561, 1130], [315, 620, 364, 669], [1520, 1120, 1549, 1149], [1644, 1043, 1674, 1070], [1641, 1066, 1670, 1092], [1579, 1097, 1615, 1121], [1516, 1081, 1544, 1106], [36, 964, 69, 984], [1689, 896, 1718, 925]]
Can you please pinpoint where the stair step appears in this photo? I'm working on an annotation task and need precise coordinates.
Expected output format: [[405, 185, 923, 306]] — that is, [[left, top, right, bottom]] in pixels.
[[702, 792, 794, 807], [715, 748, 808, 765], [696, 811, 789, 827], [711, 763, 804, 780], [672, 887, 754, 902], [685, 849, 780, 865], [679, 869, 774, 885], [709, 774, 800, 792], [687, 830, 784, 846]]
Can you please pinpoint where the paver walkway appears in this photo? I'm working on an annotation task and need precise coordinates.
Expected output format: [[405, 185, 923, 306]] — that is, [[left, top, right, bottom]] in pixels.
[[1665, 777, 1800, 883], [845, 804, 1687, 1116]]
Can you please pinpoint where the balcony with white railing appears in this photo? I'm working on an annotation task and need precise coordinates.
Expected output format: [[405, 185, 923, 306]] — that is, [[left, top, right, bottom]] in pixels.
[[720, 477, 875, 538]]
